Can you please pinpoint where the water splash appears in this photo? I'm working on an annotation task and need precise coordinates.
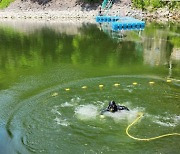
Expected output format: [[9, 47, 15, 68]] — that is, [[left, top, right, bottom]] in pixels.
[[60, 102, 74, 107], [54, 117, 70, 127], [70, 97, 82, 103], [75, 104, 98, 120], [51, 106, 70, 126], [60, 97, 82, 107], [103, 107, 142, 123], [152, 114, 180, 127], [74, 101, 144, 123], [51, 106, 61, 116]]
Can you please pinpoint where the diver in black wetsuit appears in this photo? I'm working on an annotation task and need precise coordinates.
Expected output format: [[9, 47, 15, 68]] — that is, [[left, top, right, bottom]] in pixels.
[[101, 101, 129, 114]]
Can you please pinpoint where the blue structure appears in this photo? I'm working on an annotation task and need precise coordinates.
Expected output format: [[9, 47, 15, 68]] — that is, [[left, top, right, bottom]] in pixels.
[[111, 20, 145, 31], [96, 16, 120, 23], [96, 16, 145, 31]]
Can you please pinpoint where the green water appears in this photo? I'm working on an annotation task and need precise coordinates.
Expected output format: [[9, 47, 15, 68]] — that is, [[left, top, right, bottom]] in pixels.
[[0, 21, 180, 154]]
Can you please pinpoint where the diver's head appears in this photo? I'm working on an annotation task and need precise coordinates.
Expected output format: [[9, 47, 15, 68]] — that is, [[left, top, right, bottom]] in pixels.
[[108, 101, 117, 112]]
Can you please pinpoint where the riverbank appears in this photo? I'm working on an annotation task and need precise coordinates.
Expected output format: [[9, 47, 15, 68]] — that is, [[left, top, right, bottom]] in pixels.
[[0, 9, 179, 23], [0, 10, 97, 23], [0, 0, 179, 22]]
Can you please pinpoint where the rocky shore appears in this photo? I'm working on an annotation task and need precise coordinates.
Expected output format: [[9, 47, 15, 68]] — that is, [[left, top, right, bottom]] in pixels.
[[142, 8, 180, 22], [0, 10, 97, 22], [0, 0, 179, 22]]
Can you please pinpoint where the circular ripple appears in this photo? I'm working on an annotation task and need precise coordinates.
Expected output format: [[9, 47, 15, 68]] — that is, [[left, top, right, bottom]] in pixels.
[[6, 75, 180, 153]]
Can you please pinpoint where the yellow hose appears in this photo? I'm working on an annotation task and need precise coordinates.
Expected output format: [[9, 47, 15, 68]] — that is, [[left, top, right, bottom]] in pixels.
[[126, 112, 180, 141]]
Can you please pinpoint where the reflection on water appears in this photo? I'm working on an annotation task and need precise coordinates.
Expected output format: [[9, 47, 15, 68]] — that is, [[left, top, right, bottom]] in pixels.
[[0, 21, 179, 90], [0, 21, 180, 154]]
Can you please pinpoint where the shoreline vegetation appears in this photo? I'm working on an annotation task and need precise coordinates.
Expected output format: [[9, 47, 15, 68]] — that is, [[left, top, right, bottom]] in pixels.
[[0, 0, 179, 22]]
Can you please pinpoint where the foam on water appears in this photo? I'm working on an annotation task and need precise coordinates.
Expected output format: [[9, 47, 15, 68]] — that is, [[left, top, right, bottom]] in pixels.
[[51, 106, 70, 126], [123, 88, 133, 93], [51, 106, 61, 116], [101, 101, 145, 123], [174, 115, 180, 123], [60, 102, 74, 107], [70, 97, 82, 103], [74, 101, 144, 123], [152, 114, 180, 127], [54, 117, 70, 126], [75, 104, 98, 120], [60, 97, 82, 107], [104, 107, 142, 123]]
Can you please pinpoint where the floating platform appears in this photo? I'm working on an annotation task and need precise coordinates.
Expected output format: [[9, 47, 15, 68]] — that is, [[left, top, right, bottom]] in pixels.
[[96, 16, 121, 23], [96, 16, 145, 31], [111, 21, 145, 31]]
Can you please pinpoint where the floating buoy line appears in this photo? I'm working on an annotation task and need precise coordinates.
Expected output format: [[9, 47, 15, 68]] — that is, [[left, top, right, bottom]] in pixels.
[[51, 79, 174, 95], [49, 78, 180, 141]]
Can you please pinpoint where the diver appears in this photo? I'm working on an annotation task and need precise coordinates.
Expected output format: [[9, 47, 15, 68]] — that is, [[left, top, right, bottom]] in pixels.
[[101, 101, 129, 114]]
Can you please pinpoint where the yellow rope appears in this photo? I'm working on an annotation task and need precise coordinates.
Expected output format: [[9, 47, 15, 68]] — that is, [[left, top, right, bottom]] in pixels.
[[126, 112, 180, 141]]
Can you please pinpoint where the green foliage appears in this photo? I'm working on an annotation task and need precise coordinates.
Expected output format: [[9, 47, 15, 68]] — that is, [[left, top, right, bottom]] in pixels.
[[170, 37, 180, 48], [144, 0, 150, 7], [151, 0, 161, 8], [0, 0, 14, 9], [132, 0, 180, 9]]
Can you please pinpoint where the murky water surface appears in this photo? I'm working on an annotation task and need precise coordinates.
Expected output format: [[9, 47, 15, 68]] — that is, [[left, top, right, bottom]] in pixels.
[[0, 21, 179, 154]]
